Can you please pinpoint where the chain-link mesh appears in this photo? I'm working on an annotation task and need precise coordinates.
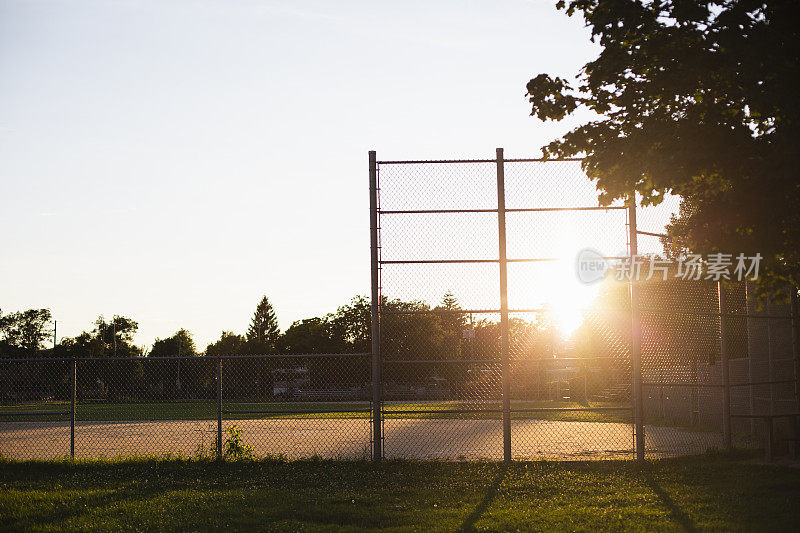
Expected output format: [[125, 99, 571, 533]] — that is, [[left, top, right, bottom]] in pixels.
[[374, 154, 799, 461], [0, 354, 371, 460], [635, 198, 796, 458], [377, 158, 638, 460], [2, 153, 798, 461], [0, 358, 72, 459]]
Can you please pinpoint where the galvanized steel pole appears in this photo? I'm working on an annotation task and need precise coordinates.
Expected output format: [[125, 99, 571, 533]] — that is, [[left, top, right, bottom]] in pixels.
[[718, 281, 732, 449], [71, 356, 76, 458], [628, 194, 645, 461], [369, 150, 383, 462], [217, 356, 223, 460], [496, 148, 511, 463], [791, 287, 800, 457]]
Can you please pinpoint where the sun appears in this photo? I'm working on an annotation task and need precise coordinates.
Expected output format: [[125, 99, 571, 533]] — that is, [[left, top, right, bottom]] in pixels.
[[535, 241, 602, 339]]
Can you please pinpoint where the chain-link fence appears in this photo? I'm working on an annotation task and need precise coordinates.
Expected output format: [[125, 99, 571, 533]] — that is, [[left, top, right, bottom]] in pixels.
[[370, 149, 800, 461], [1, 149, 798, 461], [0, 354, 372, 460]]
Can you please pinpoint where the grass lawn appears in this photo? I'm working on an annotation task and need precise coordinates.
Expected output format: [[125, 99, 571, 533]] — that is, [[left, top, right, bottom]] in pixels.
[[1, 453, 798, 531], [1, 400, 632, 423]]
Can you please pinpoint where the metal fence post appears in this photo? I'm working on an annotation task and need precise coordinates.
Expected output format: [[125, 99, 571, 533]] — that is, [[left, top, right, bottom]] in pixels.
[[718, 281, 732, 448], [216, 356, 222, 460], [628, 194, 645, 461], [745, 281, 756, 434], [369, 150, 383, 462], [496, 147, 511, 463], [71, 356, 76, 459], [791, 287, 800, 457]]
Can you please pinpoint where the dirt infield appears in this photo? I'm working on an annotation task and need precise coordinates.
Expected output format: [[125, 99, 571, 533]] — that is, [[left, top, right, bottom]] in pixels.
[[0, 418, 724, 461]]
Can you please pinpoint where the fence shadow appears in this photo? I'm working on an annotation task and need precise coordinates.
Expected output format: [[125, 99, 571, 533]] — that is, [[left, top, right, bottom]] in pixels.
[[642, 466, 698, 532], [459, 464, 507, 532]]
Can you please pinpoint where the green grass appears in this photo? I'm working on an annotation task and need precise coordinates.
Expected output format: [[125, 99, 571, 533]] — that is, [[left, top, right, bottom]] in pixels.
[[0, 400, 631, 423], [1, 453, 798, 531]]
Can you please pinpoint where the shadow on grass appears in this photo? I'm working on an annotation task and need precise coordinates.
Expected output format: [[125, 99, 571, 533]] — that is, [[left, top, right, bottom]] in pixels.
[[459, 464, 506, 532], [642, 465, 698, 533]]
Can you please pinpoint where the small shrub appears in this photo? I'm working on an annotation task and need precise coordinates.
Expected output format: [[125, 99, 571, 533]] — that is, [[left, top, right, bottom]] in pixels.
[[222, 425, 253, 460]]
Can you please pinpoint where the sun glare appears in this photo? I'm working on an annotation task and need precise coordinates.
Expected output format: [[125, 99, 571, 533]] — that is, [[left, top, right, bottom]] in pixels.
[[535, 241, 603, 339]]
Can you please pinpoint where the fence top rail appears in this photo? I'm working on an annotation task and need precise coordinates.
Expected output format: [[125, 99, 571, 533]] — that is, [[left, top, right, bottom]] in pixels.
[[378, 206, 627, 215], [730, 413, 800, 419], [728, 379, 797, 387], [0, 411, 71, 417], [383, 359, 501, 364], [381, 308, 502, 315], [376, 157, 584, 164], [638, 308, 794, 320], [0, 353, 372, 363], [223, 408, 372, 415], [380, 306, 791, 319], [380, 256, 626, 265], [512, 406, 633, 412], [642, 381, 724, 388], [382, 356, 619, 364], [382, 307, 623, 315]]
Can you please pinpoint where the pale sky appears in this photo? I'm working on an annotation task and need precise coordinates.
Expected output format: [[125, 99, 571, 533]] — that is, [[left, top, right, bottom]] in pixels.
[[1, 0, 607, 349]]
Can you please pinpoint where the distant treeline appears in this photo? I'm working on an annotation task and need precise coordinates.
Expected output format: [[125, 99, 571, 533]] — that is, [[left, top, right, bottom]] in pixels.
[[1, 294, 564, 362], [0, 293, 563, 402], [3, 278, 738, 403]]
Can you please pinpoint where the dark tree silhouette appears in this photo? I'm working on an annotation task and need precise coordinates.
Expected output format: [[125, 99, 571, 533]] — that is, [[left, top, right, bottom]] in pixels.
[[435, 291, 466, 360], [206, 331, 246, 357], [149, 329, 197, 358], [0, 308, 53, 356], [525, 0, 800, 299], [247, 296, 280, 350], [57, 315, 143, 401], [148, 329, 201, 399]]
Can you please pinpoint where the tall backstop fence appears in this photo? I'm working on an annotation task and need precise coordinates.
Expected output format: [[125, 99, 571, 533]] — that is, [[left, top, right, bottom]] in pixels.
[[1, 149, 798, 461], [369, 149, 799, 462]]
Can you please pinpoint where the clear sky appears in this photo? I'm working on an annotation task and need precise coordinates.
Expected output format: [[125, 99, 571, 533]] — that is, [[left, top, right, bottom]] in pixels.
[[1, 0, 606, 350]]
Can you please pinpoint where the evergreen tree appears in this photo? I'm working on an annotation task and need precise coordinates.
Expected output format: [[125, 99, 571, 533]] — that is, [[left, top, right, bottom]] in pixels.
[[436, 291, 466, 335], [435, 291, 466, 360], [247, 296, 280, 347]]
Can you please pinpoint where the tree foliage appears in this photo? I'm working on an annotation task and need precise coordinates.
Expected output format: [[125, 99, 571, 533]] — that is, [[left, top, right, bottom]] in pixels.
[[526, 0, 800, 298], [57, 315, 143, 400], [206, 331, 247, 357], [246, 296, 280, 351], [0, 308, 53, 355], [149, 328, 197, 358]]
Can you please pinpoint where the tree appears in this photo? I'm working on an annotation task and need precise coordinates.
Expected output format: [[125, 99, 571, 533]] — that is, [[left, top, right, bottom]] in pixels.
[[206, 331, 246, 357], [148, 329, 200, 399], [328, 296, 372, 353], [94, 315, 139, 358], [434, 291, 466, 360], [436, 291, 466, 333], [58, 315, 142, 400], [246, 296, 280, 350], [149, 329, 197, 357], [525, 0, 800, 299], [280, 318, 345, 354], [0, 309, 53, 355]]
